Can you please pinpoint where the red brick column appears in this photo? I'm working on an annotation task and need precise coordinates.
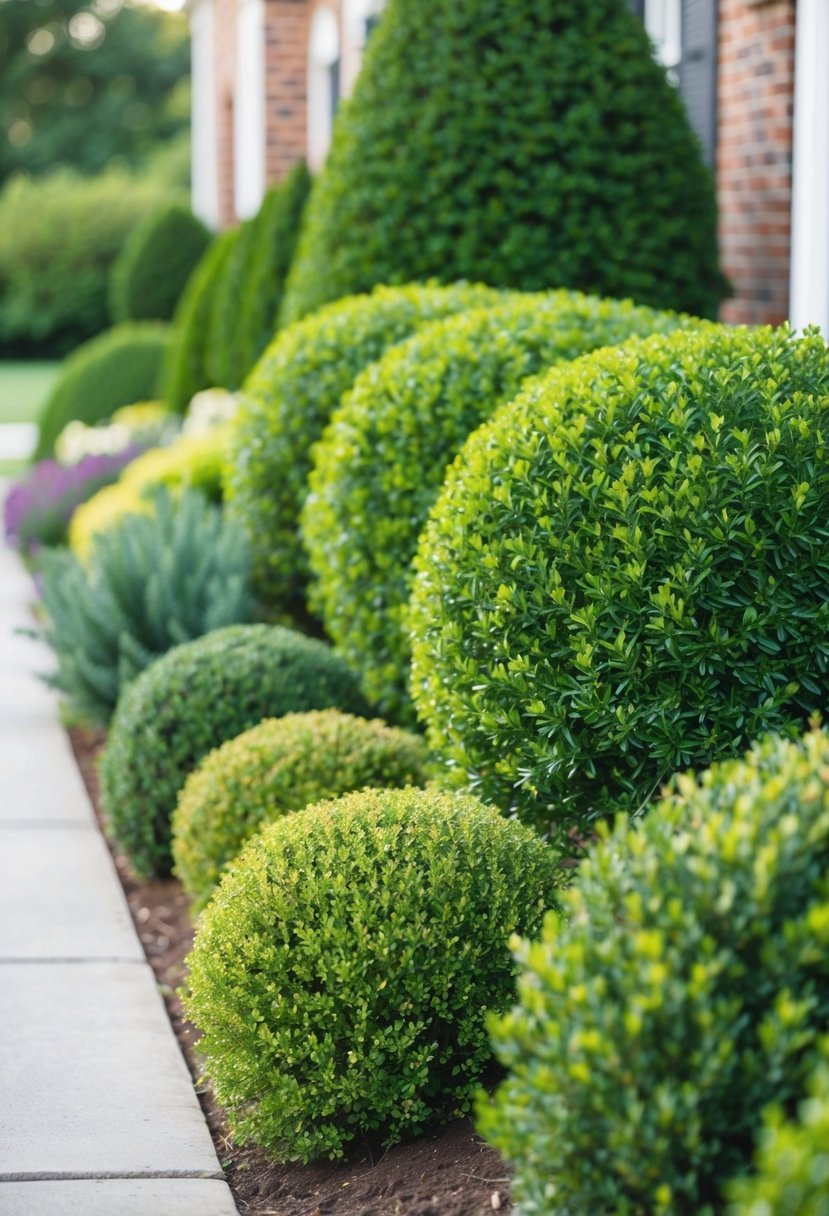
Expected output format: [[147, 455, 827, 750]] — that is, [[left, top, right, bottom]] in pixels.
[[264, 0, 312, 183], [717, 0, 796, 325]]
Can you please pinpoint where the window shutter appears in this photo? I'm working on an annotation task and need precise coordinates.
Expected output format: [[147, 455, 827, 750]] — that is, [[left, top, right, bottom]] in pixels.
[[630, 0, 646, 16], [679, 0, 718, 165]]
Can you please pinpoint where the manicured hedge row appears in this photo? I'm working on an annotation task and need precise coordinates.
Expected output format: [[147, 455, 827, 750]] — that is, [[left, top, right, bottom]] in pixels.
[[226, 281, 503, 615], [303, 291, 691, 722]]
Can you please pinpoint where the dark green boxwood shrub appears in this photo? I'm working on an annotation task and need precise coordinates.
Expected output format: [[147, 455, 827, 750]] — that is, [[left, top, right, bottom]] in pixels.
[[235, 163, 312, 377], [225, 281, 503, 613], [409, 325, 829, 837], [172, 709, 430, 911], [184, 786, 561, 1161], [280, 0, 727, 326], [481, 729, 829, 1215], [38, 488, 252, 728], [110, 203, 211, 324], [205, 218, 258, 391], [727, 1042, 829, 1216], [0, 168, 171, 357], [35, 322, 171, 458], [100, 624, 370, 878], [162, 229, 236, 413], [303, 292, 690, 723]]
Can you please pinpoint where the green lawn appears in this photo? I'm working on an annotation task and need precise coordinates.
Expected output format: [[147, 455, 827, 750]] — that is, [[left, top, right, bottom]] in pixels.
[[0, 360, 61, 425]]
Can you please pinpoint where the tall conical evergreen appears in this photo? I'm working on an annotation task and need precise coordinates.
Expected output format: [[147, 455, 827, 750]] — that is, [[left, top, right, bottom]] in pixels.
[[281, 0, 727, 324]]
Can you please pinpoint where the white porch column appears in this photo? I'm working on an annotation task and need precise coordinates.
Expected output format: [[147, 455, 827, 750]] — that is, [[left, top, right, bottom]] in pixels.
[[234, 0, 267, 219], [790, 0, 829, 335], [190, 0, 220, 229]]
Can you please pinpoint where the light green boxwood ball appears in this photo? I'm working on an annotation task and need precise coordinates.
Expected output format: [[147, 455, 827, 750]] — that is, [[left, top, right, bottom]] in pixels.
[[481, 729, 829, 1216], [302, 290, 691, 724], [409, 324, 829, 836], [727, 1042, 829, 1216], [100, 624, 370, 880], [183, 786, 561, 1163], [172, 709, 431, 911], [224, 280, 503, 616]]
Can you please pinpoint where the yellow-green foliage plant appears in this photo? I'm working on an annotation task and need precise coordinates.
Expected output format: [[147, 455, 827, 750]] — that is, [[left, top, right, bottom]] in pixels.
[[100, 624, 370, 879], [225, 281, 503, 616], [409, 325, 829, 839], [726, 1041, 829, 1216], [481, 729, 829, 1216], [172, 710, 430, 911], [183, 787, 561, 1162], [69, 423, 231, 559], [302, 291, 692, 724]]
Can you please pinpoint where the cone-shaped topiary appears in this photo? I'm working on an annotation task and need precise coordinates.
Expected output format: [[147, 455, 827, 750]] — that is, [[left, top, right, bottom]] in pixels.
[[235, 163, 312, 377], [481, 729, 829, 1215], [225, 280, 503, 615], [172, 709, 430, 911], [162, 229, 237, 413], [281, 0, 727, 326], [410, 325, 829, 838], [183, 786, 561, 1162], [205, 217, 258, 391], [302, 291, 691, 724], [100, 624, 370, 878], [109, 203, 212, 324], [35, 322, 171, 459]]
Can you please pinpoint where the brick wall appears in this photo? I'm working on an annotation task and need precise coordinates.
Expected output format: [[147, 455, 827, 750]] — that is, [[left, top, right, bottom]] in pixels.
[[717, 0, 796, 325], [264, 0, 312, 183]]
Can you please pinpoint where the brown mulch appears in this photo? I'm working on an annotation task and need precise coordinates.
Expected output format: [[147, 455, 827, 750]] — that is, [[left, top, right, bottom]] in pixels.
[[68, 725, 514, 1216]]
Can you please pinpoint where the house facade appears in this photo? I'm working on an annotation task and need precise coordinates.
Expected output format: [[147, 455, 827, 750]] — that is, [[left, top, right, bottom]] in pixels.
[[188, 0, 828, 332]]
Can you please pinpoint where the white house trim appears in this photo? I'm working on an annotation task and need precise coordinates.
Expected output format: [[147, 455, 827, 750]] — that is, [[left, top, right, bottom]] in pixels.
[[233, 0, 267, 218], [190, 0, 219, 228], [308, 7, 341, 172], [789, 0, 829, 335]]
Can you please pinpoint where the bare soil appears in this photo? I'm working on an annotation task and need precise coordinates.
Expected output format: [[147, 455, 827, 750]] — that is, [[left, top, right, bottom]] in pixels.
[[68, 726, 514, 1216]]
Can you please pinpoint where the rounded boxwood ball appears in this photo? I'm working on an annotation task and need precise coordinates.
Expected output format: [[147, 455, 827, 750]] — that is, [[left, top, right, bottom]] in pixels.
[[410, 325, 829, 835], [184, 786, 561, 1162], [481, 729, 829, 1215], [172, 709, 431, 911], [224, 280, 503, 616], [100, 624, 370, 879], [302, 290, 690, 723]]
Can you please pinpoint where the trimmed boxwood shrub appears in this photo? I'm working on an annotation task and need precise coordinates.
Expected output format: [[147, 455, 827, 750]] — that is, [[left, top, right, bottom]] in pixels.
[[68, 423, 232, 559], [172, 709, 430, 911], [280, 0, 726, 326], [409, 325, 829, 837], [481, 729, 829, 1215], [162, 229, 237, 414], [205, 218, 258, 391], [303, 291, 690, 723], [35, 322, 171, 459], [109, 203, 211, 324], [38, 489, 252, 727], [727, 1042, 829, 1216], [183, 786, 561, 1162], [225, 281, 503, 613], [235, 163, 312, 378], [100, 624, 370, 878]]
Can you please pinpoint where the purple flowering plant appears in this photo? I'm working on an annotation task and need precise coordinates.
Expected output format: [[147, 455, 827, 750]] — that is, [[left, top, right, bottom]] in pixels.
[[3, 446, 143, 553]]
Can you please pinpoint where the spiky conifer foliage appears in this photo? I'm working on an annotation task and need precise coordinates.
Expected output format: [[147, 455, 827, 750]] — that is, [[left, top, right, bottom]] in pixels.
[[281, 0, 727, 325], [37, 488, 252, 726]]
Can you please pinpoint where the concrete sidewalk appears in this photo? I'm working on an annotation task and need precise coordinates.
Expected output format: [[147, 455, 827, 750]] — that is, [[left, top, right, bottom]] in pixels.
[[0, 536, 237, 1214]]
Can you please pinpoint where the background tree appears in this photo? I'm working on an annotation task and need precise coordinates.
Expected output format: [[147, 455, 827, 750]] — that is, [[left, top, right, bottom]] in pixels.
[[0, 0, 189, 183]]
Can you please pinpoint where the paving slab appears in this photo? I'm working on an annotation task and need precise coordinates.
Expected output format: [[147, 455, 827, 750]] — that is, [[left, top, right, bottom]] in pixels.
[[0, 723, 92, 823], [0, 962, 222, 1180], [0, 827, 141, 960], [0, 1179, 238, 1216]]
